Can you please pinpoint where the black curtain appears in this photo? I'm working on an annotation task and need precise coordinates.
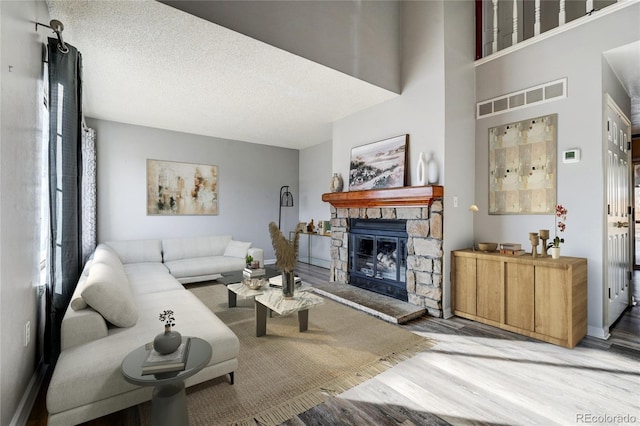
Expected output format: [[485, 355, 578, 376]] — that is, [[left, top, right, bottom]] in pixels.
[[45, 37, 83, 361]]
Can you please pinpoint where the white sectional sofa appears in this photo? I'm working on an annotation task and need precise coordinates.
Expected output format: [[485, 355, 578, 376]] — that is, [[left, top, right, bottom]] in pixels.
[[46, 236, 263, 426]]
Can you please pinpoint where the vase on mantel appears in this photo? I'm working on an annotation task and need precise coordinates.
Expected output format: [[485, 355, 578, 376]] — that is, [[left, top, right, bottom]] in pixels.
[[550, 247, 561, 259], [329, 173, 343, 193], [416, 152, 427, 186], [153, 325, 182, 354]]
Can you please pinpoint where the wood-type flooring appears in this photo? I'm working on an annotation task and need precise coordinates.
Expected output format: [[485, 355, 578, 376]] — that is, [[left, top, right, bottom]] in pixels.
[[28, 263, 640, 426]]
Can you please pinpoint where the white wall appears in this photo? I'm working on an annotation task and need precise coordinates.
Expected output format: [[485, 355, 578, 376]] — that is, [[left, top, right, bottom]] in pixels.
[[299, 140, 332, 268], [0, 1, 49, 423], [474, 2, 640, 338], [332, 1, 476, 316], [160, 0, 401, 93], [442, 0, 477, 318], [87, 118, 299, 263]]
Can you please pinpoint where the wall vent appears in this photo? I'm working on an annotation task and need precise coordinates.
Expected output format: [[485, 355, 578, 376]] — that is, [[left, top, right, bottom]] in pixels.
[[477, 78, 567, 119]]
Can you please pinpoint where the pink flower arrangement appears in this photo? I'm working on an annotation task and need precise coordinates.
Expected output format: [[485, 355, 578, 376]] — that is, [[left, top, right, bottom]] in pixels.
[[548, 204, 568, 248]]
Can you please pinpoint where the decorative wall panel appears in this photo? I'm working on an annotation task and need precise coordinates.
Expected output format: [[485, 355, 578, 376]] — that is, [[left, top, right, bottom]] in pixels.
[[489, 114, 557, 214]]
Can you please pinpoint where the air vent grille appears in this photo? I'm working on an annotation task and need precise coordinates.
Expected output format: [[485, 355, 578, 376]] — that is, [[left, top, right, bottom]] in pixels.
[[477, 78, 567, 119]]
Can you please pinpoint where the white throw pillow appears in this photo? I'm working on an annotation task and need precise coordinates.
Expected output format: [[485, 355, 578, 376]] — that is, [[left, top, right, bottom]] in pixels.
[[70, 259, 94, 310], [223, 240, 252, 259], [81, 262, 138, 327]]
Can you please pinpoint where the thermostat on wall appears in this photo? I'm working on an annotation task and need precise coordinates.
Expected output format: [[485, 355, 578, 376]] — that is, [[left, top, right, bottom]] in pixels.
[[562, 149, 581, 163]]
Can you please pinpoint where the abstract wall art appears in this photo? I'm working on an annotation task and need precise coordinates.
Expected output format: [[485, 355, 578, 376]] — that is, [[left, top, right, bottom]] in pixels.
[[147, 159, 218, 215], [489, 114, 557, 214]]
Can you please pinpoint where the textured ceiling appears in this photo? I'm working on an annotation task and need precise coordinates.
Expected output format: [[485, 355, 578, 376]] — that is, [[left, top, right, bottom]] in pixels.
[[45, 0, 398, 149]]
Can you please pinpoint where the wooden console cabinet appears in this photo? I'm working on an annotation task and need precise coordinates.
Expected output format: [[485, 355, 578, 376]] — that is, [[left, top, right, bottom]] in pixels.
[[452, 250, 587, 348]]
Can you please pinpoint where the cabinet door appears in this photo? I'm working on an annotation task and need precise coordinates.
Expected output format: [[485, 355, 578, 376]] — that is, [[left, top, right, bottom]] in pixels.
[[476, 259, 502, 322], [453, 256, 476, 315], [505, 263, 534, 330], [535, 266, 568, 339]]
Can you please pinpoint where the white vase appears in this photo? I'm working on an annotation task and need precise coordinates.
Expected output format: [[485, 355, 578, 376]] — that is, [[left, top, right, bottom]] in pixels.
[[427, 154, 438, 184], [416, 152, 427, 185], [550, 247, 561, 259]]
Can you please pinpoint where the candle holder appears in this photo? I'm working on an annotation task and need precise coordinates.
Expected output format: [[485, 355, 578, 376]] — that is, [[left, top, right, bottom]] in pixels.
[[529, 232, 539, 258], [539, 229, 550, 257]]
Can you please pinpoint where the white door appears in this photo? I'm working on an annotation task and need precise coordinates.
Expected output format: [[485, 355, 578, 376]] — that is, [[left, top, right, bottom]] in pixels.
[[605, 94, 632, 327]]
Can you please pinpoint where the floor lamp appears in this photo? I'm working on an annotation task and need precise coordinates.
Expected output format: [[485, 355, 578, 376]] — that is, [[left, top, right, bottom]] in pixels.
[[278, 185, 294, 229]]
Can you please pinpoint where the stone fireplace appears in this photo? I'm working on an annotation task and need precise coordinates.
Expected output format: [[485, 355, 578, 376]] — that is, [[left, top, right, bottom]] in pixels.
[[323, 187, 444, 317]]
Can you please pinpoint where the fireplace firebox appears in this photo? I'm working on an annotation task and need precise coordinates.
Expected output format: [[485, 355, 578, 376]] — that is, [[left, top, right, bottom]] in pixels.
[[349, 219, 408, 301]]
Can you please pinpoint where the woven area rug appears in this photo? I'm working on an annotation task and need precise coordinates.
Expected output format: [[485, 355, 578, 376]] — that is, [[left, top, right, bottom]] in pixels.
[[140, 283, 433, 426]]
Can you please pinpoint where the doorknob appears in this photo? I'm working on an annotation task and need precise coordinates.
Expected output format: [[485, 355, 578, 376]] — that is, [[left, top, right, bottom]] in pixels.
[[615, 221, 629, 228]]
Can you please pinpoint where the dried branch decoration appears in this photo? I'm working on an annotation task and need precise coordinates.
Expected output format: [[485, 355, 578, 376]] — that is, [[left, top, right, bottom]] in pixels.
[[268, 222, 301, 272]]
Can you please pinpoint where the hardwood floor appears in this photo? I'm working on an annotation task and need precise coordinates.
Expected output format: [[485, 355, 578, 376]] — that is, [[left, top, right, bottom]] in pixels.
[[286, 263, 640, 426], [28, 263, 640, 425]]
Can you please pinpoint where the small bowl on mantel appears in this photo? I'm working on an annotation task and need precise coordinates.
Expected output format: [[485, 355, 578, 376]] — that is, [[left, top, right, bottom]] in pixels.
[[477, 242, 498, 252]]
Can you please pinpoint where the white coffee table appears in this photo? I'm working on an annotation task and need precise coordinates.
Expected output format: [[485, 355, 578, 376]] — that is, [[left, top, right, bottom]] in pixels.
[[254, 290, 324, 337], [227, 280, 312, 308]]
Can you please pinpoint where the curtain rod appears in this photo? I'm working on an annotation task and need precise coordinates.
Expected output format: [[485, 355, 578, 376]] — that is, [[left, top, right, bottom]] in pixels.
[[35, 19, 69, 54]]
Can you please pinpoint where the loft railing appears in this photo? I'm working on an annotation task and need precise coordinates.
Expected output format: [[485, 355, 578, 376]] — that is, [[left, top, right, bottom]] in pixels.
[[476, 0, 620, 60]]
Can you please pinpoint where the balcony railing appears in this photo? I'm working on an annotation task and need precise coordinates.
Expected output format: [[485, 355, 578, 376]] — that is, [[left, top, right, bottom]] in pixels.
[[476, 0, 621, 60]]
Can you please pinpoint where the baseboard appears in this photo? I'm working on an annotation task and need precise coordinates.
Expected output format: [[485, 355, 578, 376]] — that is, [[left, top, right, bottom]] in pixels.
[[587, 325, 611, 340], [10, 359, 48, 426]]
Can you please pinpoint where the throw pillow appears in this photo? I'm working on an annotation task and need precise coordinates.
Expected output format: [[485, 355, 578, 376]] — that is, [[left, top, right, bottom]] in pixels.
[[223, 240, 252, 258], [70, 259, 94, 310], [82, 262, 138, 327]]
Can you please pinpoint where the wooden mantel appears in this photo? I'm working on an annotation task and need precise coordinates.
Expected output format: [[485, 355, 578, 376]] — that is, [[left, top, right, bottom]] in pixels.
[[322, 186, 444, 209]]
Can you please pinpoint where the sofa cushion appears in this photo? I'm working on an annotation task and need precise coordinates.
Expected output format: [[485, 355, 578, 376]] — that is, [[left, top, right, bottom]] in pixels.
[[162, 236, 232, 262], [92, 244, 126, 272], [223, 240, 252, 259], [82, 263, 138, 327], [124, 263, 183, 295], [164, 256, 245, 279], [105, 239, 163, 264]]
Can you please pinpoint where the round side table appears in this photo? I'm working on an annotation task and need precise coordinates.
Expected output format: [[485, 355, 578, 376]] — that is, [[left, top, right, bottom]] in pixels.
[[121, 337, 212, 426]]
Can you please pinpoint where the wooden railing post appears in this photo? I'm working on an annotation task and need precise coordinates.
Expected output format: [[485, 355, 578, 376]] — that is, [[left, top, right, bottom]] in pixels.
[[492, 0, 498, 54], [534, 0, 541, 36], [512, 0, 518, 46]]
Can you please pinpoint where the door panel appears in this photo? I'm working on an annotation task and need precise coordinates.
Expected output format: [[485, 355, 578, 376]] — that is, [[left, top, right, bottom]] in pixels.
[[476, 259, 503, 322], [606, 95, 631, 327]]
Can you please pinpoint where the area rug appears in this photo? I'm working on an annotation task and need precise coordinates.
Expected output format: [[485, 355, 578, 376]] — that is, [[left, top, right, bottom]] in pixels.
[[140, 283, 433, 426]]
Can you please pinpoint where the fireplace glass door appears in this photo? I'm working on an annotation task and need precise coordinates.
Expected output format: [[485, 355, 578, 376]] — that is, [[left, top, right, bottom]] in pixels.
[[351, 233, 407, 299]]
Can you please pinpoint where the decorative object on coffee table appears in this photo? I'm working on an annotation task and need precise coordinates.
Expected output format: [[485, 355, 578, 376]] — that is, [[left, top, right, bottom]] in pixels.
[[154, 310, 181, 355], [269, 222, 301, 299]]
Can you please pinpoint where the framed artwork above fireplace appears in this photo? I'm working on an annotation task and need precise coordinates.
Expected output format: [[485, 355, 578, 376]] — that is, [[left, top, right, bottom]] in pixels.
[[349, 134, 408, 191]]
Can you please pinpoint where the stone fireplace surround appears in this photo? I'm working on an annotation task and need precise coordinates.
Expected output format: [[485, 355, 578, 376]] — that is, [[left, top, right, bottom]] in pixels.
[[323, 187, 444, 318]]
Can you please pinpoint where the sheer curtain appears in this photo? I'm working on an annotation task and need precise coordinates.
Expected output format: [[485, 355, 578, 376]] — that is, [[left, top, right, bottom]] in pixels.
[[81, 125, 97, 264], [45, 36, 86, 359]]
